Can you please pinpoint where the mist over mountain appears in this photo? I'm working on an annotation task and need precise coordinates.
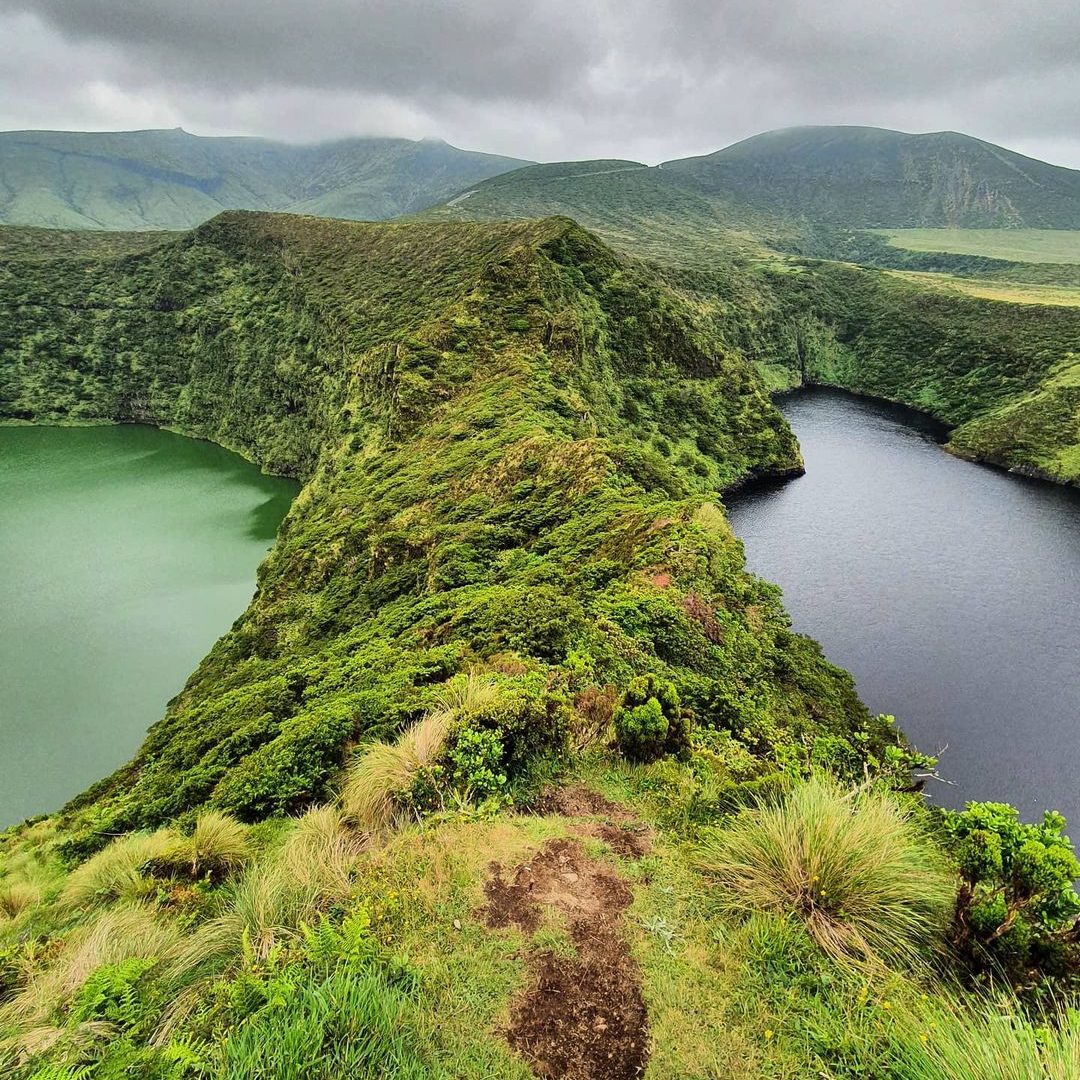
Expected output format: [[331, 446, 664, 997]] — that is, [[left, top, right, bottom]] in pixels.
[[6, 123, 1080, 234]]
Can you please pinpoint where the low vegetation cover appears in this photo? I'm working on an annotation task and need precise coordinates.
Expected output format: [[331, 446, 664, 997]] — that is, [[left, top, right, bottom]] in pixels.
[[0, 128, 529, 230], [875, 228, 1080, 266], [432, 154, 1080, 485], [4, 210, 1080, 1076]]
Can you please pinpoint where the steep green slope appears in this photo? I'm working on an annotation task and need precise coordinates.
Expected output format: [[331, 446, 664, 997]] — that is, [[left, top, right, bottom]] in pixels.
[[662, 125, 1080, 228], [743, 260, 1080, 482], [429, 155, 1080, 484], [0, 211, 903, 848], [0, 129, 529, 230], [424, 159, 793, 265], [4, 216, 1078, 1080]]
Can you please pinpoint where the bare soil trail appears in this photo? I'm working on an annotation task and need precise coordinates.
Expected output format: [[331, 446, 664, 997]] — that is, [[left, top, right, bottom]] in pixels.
[[482, 786, 652, 1080]]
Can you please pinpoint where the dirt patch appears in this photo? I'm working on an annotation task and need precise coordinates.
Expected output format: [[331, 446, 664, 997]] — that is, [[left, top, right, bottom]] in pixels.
[[483, 827, 650, 1079], [483, 860, 543, 934], [510, 922, 648, 1080], [531, 784, 652, 860], [531, 784, 625, 819], [577, 821, 651, 860], [483, 838, 631, 934]]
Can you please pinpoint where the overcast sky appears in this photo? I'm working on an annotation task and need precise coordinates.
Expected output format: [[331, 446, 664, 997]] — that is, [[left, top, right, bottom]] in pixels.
[[1, 0, 1078, 167]]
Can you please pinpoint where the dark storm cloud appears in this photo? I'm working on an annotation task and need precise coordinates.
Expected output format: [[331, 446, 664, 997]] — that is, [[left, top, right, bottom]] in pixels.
[[1, 0, 1078, 166]]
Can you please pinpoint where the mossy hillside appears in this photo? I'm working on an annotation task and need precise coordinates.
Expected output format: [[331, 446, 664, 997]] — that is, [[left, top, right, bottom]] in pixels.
[[738, 260, 1080, 482], [430, 160, 1080, 484], [947, 355, 1080, 481], [0, 211, 902, 842]]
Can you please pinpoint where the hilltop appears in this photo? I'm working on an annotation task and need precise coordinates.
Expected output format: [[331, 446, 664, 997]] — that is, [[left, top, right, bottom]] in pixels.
[[0, 210, 938, 1076], [422, 158, 793, 265], [0, 128, 530, 230], [662, 125, 1080, 229], [9, 121, 1080, 240]]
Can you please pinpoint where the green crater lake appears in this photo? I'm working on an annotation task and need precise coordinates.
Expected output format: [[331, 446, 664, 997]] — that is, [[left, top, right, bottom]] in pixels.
[[0, 425, 297, 826]]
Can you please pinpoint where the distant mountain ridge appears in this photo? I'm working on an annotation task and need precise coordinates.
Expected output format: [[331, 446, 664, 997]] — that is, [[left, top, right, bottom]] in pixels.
[[0, 128, 531, 230], [661, 125, 1080, 228], [6, 123, 1080, 234]]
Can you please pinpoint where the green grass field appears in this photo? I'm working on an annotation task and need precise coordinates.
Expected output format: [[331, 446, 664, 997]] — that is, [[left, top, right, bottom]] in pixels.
[[888, 269, 1080, 307], [875, 228, 1080, 264]]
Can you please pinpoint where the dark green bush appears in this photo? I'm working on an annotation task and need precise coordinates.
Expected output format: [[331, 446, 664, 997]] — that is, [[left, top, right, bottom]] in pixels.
[[613, 674, 690, 762], [945, 800, 1080, 988], [211, 706, 357, 820]]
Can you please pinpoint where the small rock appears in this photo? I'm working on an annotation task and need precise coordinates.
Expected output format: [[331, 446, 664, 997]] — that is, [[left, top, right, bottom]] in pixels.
[[453, 919, 462, 930]]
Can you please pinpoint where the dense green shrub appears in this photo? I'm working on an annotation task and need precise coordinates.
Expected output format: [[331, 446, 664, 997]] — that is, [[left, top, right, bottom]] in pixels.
[[945, 801, 1080, 987], [614, 674, 690, 763], [212, 707, 357, 821], [444, 725, 508, 806]]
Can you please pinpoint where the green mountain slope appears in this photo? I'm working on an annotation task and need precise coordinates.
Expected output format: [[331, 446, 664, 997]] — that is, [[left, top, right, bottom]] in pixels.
[[662, 125, 1080, 228], [430, 145, 1080, 484], [423, 158, 794, 265], [3, 215, 1078, 1078], [0, 210, 897, 840], [0, 128, 530, 230], [748, 260, 1080, 482]]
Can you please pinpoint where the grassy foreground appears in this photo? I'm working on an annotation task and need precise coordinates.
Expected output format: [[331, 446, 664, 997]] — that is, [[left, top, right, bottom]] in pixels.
[[4, 750, 1080, 1078]]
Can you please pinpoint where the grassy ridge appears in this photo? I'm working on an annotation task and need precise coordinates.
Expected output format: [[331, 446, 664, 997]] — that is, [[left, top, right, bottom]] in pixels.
[[3, 212, 1080, 1078], [422, 160, 795, 266], [429, 159, 1080, 484], [0, 211, 903, 846]]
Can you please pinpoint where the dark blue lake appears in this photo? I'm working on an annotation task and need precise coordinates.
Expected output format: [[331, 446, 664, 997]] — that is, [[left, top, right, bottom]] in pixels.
[[727, 388, 1080, 826]]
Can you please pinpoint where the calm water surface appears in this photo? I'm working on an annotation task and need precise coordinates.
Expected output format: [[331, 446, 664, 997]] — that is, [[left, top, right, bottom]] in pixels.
[[0, 425, 296, 826], [727, 388, 1080, 824]]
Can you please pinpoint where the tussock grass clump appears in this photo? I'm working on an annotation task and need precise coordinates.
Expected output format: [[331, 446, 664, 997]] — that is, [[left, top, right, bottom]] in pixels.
[[889, 998, 1080, 1079], [696, 774, 953, 968], [58, 830, 179, 910], [0, 906, 178, 1028], [341, 672, 502, 832], [167, 806, 364, 985], [341, 707, 457, 831], [278, 805, 362, 901], [176, 811, 251, 879], [342, 739, 423, 834], [0, 879, 41, 919], [56, 814, 250, 911], [0, 1019, 113, 1072]]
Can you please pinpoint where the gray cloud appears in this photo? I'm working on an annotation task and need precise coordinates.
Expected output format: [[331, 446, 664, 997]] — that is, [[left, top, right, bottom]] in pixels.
[[0, 0, 1078, 166]]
